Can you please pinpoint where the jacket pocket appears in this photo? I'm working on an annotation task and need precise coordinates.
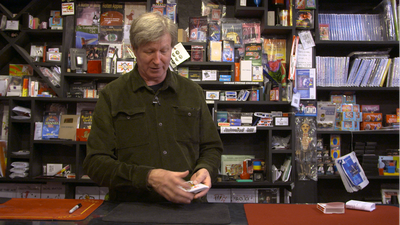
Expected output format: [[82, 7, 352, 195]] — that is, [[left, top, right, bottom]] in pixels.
[[113, 107, 149, 149], [173, 106, 200, 143]]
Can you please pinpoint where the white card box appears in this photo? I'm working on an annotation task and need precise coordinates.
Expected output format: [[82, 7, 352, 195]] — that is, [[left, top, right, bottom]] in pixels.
[[240, 60, 252, 81], [116, 61, 135, 73], [170, 43, 190, 68], [231, 188, 256, 203], [202, 70, 217, 81], [75, 186, 100, 199], [5, 20, 19, 30], [207, 188, 231, 203]]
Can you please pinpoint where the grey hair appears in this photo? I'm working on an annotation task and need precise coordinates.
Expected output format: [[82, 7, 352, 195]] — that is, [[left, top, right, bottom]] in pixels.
[[129, 12, 178, 50]]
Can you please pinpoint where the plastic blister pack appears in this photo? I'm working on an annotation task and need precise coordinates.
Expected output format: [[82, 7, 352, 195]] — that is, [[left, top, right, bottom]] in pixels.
[[39, 66, 61, 88], [295, 117, 317, 181]]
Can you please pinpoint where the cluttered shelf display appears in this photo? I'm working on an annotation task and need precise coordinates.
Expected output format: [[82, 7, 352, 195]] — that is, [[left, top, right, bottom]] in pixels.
[[314, 0, 400, 203], [0, 0, 398, 205]]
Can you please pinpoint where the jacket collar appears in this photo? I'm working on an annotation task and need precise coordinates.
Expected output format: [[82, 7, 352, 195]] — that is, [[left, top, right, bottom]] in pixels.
[[130, 64, 178, 93]]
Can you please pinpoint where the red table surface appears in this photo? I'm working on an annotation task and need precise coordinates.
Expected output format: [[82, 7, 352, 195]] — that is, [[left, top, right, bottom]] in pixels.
[[244, 203, 399, 225], [0, 198, 104, 221]]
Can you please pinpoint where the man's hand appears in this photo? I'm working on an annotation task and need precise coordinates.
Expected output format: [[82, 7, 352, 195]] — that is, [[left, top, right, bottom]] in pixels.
[[147, 169, 194, 204], [190, 168, 211, 199]]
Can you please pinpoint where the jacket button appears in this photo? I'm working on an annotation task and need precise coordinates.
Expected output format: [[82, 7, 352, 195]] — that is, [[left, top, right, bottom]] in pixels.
[[127, 116, 130, 119], [159, 122, 162, 126], [188, 112, 191, 116], [163, 150, 167, 155]]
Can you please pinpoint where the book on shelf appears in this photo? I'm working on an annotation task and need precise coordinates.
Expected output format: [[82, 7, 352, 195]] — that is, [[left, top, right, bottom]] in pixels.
[[42, 112, 61, 140], [75, 26, 99, 49], [80, 109, 93, 129], [76, 3, 101, 26], [295, 68, 316, 99], [124, 2, 146, 26], [100, 3, 124, 26], [58, 115, 80, 140]]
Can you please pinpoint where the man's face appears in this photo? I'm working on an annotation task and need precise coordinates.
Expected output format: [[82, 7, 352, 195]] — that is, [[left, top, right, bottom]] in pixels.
[[133, 33, 172, 85]]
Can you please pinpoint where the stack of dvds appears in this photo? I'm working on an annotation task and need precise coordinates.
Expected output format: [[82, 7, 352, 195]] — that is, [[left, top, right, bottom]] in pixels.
[[362, 155, 379, 176]]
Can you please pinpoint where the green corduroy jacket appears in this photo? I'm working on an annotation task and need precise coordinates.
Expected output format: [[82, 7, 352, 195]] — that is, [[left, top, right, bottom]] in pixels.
[[83, 65, 223, 202]]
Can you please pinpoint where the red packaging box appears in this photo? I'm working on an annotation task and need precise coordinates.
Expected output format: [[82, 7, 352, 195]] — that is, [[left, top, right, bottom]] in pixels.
[[386, 114, 397, 125], [362, 113, 382, 122], [360, 122, 382, 130], [361, 105, 380, 112], [76, 129, 91, 141]]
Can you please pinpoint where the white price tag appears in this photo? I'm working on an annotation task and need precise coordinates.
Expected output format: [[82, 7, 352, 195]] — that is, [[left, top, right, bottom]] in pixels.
[[291, 92, 301, 109]]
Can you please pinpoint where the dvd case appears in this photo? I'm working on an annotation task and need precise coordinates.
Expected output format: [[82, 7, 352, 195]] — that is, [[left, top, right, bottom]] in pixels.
[[335, 151, 369, 193], [221, 23, 242, 47]]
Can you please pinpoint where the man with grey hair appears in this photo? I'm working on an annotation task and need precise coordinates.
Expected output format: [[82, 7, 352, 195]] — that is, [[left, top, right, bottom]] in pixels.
[[83, 12, 223, 204]]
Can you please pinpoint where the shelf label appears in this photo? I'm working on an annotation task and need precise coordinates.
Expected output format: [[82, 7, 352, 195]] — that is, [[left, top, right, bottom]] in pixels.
[[207, 189, 231, 203], [220, 126, 257, 134], [231, 189, 256, 203]]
